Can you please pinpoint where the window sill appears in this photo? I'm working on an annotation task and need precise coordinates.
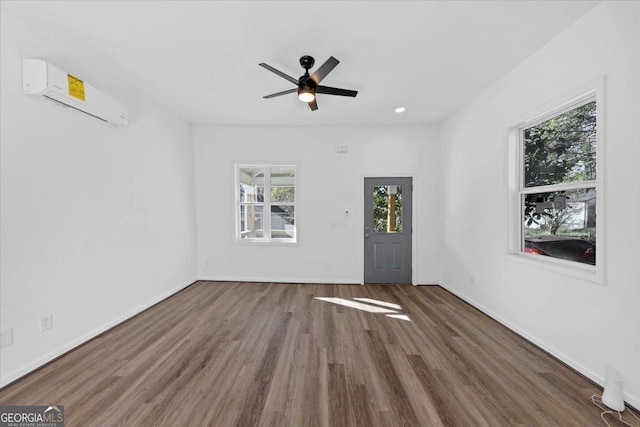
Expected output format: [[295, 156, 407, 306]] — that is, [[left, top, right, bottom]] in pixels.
[[505, 252, 604, 285], [234, 239, 298, 246]]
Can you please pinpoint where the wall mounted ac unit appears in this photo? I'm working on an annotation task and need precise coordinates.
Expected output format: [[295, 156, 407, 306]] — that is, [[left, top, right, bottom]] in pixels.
[[22, 59, 128, 127]]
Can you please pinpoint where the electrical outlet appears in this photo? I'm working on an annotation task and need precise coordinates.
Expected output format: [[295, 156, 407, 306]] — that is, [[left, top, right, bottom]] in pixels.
[[40, 314, 53, 333], [1, 328, 13, 349]]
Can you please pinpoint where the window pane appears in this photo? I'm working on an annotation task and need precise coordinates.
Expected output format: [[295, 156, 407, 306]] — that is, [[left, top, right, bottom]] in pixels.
[[523, 188, 596, 265], [271, 167, 295, 203], [373, 185, 403, 233], [239, 167, 265, 202], [524, 101, 596, 187], [240, 205, 264, 239], [271, 205, 295, 239]]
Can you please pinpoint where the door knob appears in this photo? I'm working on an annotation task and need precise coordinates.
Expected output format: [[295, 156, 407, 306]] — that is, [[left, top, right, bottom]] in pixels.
[[365, 233, 370, 238]]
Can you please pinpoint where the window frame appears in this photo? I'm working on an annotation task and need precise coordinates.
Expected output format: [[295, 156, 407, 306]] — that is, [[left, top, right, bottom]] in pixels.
[[235, 164, 297, 244], [506, 78, 605, 283]]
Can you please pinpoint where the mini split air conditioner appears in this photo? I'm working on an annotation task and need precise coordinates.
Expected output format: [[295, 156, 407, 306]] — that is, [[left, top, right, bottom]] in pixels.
[[22, 59, 128, 127]]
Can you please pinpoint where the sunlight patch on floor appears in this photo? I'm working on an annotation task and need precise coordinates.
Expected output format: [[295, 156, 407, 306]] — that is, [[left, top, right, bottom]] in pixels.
[[352, 297, 402, 310], [315, 297, 411, 321], [385, 314, 411, 321], [314, 297, 396, 313]]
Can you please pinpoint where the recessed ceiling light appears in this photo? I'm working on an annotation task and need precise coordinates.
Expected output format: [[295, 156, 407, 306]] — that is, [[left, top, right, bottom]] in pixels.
[[395, 107, 406, 113]]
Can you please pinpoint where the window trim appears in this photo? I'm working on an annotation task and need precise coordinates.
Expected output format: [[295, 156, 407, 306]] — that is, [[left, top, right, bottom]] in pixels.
[[235, 163, 297, 244], [506, 77, 605, 284]]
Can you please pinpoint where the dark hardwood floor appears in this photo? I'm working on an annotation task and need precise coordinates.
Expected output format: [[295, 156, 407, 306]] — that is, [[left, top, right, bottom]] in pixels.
[[1, 281, 637, 426]]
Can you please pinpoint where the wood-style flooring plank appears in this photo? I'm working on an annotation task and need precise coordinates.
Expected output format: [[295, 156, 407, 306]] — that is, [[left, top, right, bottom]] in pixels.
[[1, 281, 638, 427]]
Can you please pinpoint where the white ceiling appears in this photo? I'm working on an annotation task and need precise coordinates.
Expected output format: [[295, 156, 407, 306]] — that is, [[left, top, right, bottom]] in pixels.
[[3, 1, 599, 126]]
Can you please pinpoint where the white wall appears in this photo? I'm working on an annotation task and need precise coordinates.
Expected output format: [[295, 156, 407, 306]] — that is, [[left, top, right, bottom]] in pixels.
[[193, 125, 441, 285], [439, 1, 640, 407], [0, 10, 197, 385]]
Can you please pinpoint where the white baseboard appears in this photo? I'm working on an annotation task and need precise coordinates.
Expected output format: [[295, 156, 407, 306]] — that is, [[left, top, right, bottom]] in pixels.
[[200, 277, 440, 286], [437, 281, 640, 410], [0, 278, 196, 388], [198, 275, 361, 285]]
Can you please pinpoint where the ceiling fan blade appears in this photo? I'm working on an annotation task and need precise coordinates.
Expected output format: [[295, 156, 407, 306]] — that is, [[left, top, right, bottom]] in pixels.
[[308, 99, 318, 111], [309, 56, 339, 84], [259, 63, 298, 85], [263, 88, 297, 99], [316, 85, 358, 97]]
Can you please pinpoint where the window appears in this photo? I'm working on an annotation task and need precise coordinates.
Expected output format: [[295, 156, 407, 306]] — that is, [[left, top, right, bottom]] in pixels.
[[236, 165, 296, 243], [508, 81, 603, 280], [373, 185, 403, 233]]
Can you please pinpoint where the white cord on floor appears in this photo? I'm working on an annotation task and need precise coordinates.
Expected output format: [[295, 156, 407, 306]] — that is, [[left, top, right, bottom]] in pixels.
[[591, 394, 639, 427]]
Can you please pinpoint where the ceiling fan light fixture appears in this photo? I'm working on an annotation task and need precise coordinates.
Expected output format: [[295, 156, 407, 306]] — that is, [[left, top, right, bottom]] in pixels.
[[298, 86, 315, 103]]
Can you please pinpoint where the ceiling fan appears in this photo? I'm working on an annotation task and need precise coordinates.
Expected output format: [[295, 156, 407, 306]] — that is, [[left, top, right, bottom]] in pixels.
[[259, 55, 358, 111]]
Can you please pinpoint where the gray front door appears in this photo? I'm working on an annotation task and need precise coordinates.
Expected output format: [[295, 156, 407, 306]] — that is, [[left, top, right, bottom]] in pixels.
[[364, 177, 412, 284]]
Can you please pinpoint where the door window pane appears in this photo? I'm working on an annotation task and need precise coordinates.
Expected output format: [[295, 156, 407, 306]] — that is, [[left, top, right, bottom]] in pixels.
[[523, 188, 596, 265], [373, 185, 403, 233]]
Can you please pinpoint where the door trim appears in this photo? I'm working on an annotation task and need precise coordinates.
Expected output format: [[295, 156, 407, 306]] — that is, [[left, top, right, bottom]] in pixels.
[[359, 173, 417, 286]]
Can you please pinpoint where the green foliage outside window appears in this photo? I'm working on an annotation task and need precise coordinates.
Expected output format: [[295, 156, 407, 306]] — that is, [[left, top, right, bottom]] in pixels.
[[373, 186, 402, 232], [523, 101, 596, 235]]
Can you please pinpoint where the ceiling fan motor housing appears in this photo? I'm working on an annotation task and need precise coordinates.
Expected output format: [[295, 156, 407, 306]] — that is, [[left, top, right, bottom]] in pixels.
[[299, 55, 315, 70]]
